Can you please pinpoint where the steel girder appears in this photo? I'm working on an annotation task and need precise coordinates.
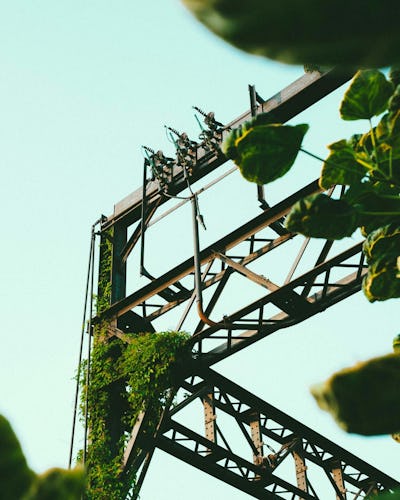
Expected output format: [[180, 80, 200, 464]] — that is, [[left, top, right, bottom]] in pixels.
[[154, 367, 400, 500]]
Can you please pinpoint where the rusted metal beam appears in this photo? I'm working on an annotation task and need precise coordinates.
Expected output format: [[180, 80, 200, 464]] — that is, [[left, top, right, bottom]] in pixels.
[[103, 68, 352, 231], [154, 367, 399, 499], [214, 251, 279, 292], [98, 179, 320, 321], [120, 198, 161, 264], [198, 270, 366, 363], [147, 233, 293, 323]]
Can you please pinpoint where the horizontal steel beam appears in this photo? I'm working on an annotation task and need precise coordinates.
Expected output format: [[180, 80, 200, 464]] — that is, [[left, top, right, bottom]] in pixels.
[[158, 420, 314, 500], [98, 179, 321, 321], [103, 68, 352, 230], [195, 247, 366, 363]]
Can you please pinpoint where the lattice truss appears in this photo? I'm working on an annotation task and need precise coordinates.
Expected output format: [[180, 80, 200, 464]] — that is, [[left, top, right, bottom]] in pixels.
[[96, 69, 400, 498], [156, 367, 398, 500], [111, 179, 366, 364]]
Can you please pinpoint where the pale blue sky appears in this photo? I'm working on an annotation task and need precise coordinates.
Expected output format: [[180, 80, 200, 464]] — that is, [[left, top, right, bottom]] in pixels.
[[1, 2, 398, 498]]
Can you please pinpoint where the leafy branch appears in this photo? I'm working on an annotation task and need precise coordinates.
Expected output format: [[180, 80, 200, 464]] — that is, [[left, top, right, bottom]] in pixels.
[[223, 69, 400, 304], [223, 69, 400, 438]]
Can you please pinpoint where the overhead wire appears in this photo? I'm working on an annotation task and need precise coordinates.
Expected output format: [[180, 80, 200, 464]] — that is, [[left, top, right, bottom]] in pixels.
[[68, 219, 99, 468], [83, 227, 96, 465]]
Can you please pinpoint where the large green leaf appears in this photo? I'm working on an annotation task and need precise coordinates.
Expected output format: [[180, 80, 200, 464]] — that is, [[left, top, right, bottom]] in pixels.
[[363, 257, 400, 302], [359, 195, 400, 234], [311, 353, 400, 435], [389, 110, 400, 149], [222, 127, 241, 161], [344, 182, 400, 234], [394, 334, 400, 353], [319, 140, 366, 189], [0, 415, 34, 499], [390, 66, 400, 88], [285, 193, 359, 239], [389, 84, 400, 113], [340, 70, 393, 121], [182, 0, 400, 67], [222, 113, 276, 161], [224, 123, 308, 185], [363, 224, 400, 263], [377, 491, 400, 499], [24, 467, 85, 500]]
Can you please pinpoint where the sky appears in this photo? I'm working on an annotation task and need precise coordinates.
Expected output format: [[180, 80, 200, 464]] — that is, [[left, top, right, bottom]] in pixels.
[[0, 1, 398, 499]]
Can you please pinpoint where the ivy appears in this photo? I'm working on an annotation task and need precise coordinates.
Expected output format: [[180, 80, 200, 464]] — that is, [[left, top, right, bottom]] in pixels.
[[119, 331, 191, 429], [80, 227, 191, 498], [97, 228, 113, 315], [83, 329, 126, 500], [83, 329, 190, 499]]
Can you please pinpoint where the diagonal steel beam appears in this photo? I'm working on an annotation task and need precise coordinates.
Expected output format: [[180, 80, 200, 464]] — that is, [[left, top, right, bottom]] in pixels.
[[120, 198, 162, 263], [146, 232, 294, 323], [98, 179, 321, 321], [160, 366, 399, 498]]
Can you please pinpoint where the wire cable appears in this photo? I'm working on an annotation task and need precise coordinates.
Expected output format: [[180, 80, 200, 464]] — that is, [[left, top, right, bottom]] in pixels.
[[83, 229, 96, 465], [68, 226, 95, 468]]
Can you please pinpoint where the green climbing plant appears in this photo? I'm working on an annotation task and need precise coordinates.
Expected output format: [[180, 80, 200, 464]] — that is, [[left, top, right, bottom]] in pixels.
[[81, 227, 191, 499], [83, 329, 190, 499], [223, 68, 400, 437]]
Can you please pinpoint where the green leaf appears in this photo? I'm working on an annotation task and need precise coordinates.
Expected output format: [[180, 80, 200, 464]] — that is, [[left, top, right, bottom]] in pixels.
[[393, 334, 400, 353], [376, 110, 400, 151], [389, 110, 400, 144], [390, 66, 400, 88], [319, 140, 366, 189], [222, 113, 277, 161], [344, 183, 400, 234], [222, 127, 240, 161], [358, 196, 400, 235], [311, 353, 400, 435], [362, 257, 400, 302], [340, 70, 393, 121], [0, 415, 35, 499], [363, 224, 400, 263], [285, 193, 359, 239], [377, 490, 400, 499], [25, 467, 85, 500], [389, 84, 400, 113], [224, 122, 309, 185]]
